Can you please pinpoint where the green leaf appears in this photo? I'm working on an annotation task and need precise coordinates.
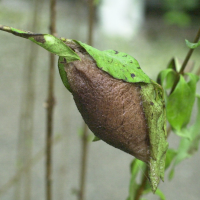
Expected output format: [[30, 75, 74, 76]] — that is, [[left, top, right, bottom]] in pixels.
[[174, 128, 192, 140], [92, 135, 101, 142], [154, 188, 166, 200], [58, 57, 72, 91], [0, 25, 80, 62], [157, 68, 177, 89], [185, 39, 200, 49], [157, 57, 181, 91], [166, 73, 199, 131], [143, 188, 166, 200], [75, 41, 151, 84], [169, 95, 200, 180], [126, 159, 146, 200], [164, 11, 191, 27], [165, 149, 177, 170], [169, 168, 175, 180], [140, 81, 168, 192]]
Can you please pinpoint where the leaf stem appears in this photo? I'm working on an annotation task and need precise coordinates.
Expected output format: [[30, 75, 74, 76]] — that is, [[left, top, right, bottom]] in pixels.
[[79, 124, 89, 200], [135, 166, 148, 200], [45, 0, 57, 200]]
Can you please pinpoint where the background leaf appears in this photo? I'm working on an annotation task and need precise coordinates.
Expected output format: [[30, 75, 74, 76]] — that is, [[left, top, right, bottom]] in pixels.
[[143, 188, 166, 200], [126, 159, 145, 200], [165, 148, 177, 170], [185, 39, 200, 49], [169, 95, 200, 180], [166, 73, 199, 131], [157, 68, 177, 89]]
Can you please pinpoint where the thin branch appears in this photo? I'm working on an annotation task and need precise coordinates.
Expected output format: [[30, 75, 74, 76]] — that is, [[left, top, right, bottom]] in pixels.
[[170, 27, 200, 94], [15, 0, 43, 199], [79, 123, 89, 200], [88, 0, 95, 46], [78, 1, 95, 200], [45, 0, 57, 200]]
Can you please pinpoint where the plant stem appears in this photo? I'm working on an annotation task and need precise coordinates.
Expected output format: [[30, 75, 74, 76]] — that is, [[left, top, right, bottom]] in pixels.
[[135, 166, 148, 200], [78, 1, 95, 200], [170, 27, 200, 94], [15, 0, 43, 199], [134, 27, 200, 200], [46, 0, 56, 200]]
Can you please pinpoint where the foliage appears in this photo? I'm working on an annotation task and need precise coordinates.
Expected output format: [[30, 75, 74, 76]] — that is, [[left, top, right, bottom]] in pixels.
[[127, 34, 200, 199], [163, 0, 199, 27]]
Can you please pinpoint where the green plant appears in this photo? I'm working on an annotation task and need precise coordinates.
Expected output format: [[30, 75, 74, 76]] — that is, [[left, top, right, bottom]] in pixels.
[[163, 0, 199, 27], [0, 25, 199, 200]]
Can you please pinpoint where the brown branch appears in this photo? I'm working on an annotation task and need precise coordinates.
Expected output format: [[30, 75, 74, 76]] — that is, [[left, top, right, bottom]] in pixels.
[[45, 0, 57, 200], [134, 27, 200, 200], [88, 0, 95, 46], [78, 1, 95, 200], [15, 0, 43, 199], [79, 124, 89, 200]]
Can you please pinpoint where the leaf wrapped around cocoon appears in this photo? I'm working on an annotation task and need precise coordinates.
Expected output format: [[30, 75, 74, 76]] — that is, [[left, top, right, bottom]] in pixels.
[[0, 25, 168, 192]]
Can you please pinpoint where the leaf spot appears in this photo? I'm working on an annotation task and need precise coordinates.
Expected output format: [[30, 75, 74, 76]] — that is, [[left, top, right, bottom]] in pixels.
[[131, 73, 135, 78], [114, 50, 119, 54], [33, 35, 46, 43]]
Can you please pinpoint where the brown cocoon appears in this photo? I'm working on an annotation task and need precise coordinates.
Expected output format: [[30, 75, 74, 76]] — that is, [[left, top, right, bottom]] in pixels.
[[64, 44, 150, 162]]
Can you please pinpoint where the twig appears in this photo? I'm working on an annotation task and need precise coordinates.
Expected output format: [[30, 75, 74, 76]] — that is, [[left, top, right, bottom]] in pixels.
[[170, 27, 200, 94], [78, 1, 95, 200], [134, 28, 200, 200], [88, 0, 95, 46], [45, 0, 57, 200], [79, 123, 89, 200], [15, 0, 42, 199]]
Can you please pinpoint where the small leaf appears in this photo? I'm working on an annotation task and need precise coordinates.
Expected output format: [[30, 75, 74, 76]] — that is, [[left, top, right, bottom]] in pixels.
[[185, 39, 200, 49], [169, 168, 175, 180], [92, 136, 101, 142], [154, 188, 166, 200], [75, 41, 151, 84], [174, 128, 192, 140], [58, 57, 72, 91], [166, 73, 199, 130], [157, 57, 182, 91], [143, 188, 166, 200], [157, 68, 177, 89], [165, 149, 177, 170]]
